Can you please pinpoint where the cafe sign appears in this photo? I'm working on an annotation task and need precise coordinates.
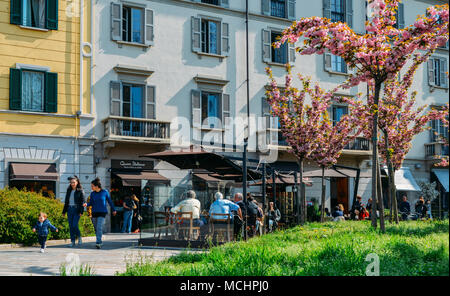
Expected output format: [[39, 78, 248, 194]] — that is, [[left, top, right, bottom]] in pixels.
[[111, 159, 154, 170]]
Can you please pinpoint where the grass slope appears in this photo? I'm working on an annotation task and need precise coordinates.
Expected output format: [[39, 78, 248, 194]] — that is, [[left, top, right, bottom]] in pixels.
[[121, 220, 449, 276]]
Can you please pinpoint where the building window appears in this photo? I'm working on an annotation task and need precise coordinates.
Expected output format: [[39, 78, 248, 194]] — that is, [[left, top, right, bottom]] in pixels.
[[9, 67, 58, 113], [331, 0, 345, 22], [271, 31, 288, 64], [431, 119, 449, 143], [331, 55, 347, 73], [122, 84, 144, 119], [201, 19, 219, 55], [22, 0, 46, 28], [201, 92, 221, 128], [202, 0, 219, 5], [324, 0, 352, 28], [111, 3, 154, 46], [271, 0, 286, 18], [331, 104, 348, 125], [21, 70, 45, 112], [122, 6, 144, 43], [428, 57, 448, 88], [10, 0, 58, 30]]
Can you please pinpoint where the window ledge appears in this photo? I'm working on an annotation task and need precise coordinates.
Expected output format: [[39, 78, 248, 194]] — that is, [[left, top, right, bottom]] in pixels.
[[325, 70, 350, 77], [266, 61, 290, 68], [200, 126, 224, 132], [19, 25, 49, 32], [0, 109, 74, 118], [195, 52, 227, 61], [116, 40, 150, 49], [429, 85, 449, 92]]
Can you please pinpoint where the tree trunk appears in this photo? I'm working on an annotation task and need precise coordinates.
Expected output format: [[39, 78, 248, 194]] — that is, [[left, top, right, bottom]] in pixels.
[[298, 158, 306, 225], [321, 166, 326, 223], [377, 157, 386, 233], [371, 82, 382, 229], [383, 133, 393, 223]]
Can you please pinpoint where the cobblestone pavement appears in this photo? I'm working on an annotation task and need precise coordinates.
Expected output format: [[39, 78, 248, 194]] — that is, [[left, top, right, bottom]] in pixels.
[[0, 234, 185, 276]]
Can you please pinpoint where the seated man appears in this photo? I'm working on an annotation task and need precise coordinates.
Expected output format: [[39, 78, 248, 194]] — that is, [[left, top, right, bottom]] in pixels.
[[399, 196, 411, 221], [209, 192, 242, 239], [170, 190, 205, 239]]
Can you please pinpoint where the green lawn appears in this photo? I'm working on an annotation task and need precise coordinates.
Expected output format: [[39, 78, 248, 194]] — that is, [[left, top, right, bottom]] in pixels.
[[121, 220, 449, 276]]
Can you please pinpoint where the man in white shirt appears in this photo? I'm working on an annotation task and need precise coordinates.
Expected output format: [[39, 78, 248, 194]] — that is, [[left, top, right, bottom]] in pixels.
[[170, 190, 205, 238]]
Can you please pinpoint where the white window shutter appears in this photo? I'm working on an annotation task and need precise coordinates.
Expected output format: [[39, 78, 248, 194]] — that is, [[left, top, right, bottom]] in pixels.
[[289, 42, 296, 65], [288, 0, 296, 21], [191, 16, 201, 53], [111, 2, 122, 41], [192, 89, 202, 128], [223, 93, 233, 147], [345, 0, 353, 28], [110, 81, 121, 116], [440, 59, 448, 88], [324, 53, 332, 72], [397, 3, 405, 29], [261, 0, 270, 16], [145, 9, 154, 46], [262, 29, 272, 63], [222, 93, 231, 123], [146, 85, 156, 119], [269, 117, 279, 146], [323, 0, 331, 19], [428, 59, 436, 86], [221, 22, 230, 56]]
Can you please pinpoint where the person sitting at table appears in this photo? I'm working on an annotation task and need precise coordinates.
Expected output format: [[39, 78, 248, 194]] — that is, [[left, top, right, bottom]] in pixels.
[[332, 205, 345, 222], [170, 190, 205, 239], [209, 192, 242, 239]]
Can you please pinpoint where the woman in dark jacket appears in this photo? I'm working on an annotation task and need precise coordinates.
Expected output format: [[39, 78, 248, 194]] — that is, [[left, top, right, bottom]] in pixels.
[[62, 176, 86, 247]]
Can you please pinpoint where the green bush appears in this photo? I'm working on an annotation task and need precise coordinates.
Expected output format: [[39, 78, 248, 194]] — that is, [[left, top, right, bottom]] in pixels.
[[0, 187, 95, 245]]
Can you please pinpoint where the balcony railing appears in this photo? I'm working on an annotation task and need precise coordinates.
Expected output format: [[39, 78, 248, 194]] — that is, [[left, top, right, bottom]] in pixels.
[[345, 137, 371, 151], [103, 116, 170, 142], [425, 142, 449, 158]]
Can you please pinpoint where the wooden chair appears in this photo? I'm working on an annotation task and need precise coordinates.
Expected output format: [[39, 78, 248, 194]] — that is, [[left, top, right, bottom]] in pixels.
[[175, 212, 200, 240], [209, 213, 232, 242]]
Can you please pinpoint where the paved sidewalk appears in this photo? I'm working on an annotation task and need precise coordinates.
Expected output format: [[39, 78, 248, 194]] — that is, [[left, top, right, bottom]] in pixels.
[[0, 233, 185, 276]]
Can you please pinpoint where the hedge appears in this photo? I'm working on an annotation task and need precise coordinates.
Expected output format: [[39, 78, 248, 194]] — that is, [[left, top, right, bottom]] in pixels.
[[0, 187, 95, 245]]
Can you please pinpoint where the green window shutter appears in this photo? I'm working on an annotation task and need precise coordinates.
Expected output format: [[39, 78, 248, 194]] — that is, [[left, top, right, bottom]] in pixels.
[[9, 68, 22, 110], [10, 0, 22, 25], [44, 72, 58, 113], [46, 0, 58, 30]]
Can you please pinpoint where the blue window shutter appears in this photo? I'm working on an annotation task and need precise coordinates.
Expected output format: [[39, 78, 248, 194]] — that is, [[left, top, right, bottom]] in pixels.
[[44, 72, 58, 113], [10, 0, 22, 25], [9, 68, 22, 110], [46, 0, 58, 30]]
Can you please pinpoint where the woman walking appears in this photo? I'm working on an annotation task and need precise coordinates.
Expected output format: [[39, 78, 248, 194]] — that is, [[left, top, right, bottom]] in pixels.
[[62, 176, 86, 247], [86, 178, 116, 249]]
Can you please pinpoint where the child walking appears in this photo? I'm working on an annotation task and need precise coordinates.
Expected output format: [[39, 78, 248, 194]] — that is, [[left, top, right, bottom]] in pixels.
[[32, 212, 58, 253]]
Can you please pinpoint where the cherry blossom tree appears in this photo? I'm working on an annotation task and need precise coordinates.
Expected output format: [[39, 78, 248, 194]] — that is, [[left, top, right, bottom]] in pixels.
[[266, 66, 339, 224], [273, 0, 449, 229]]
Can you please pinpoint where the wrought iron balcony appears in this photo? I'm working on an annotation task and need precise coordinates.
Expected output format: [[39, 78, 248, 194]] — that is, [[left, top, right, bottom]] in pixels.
[[102, 116, 170, 143]]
